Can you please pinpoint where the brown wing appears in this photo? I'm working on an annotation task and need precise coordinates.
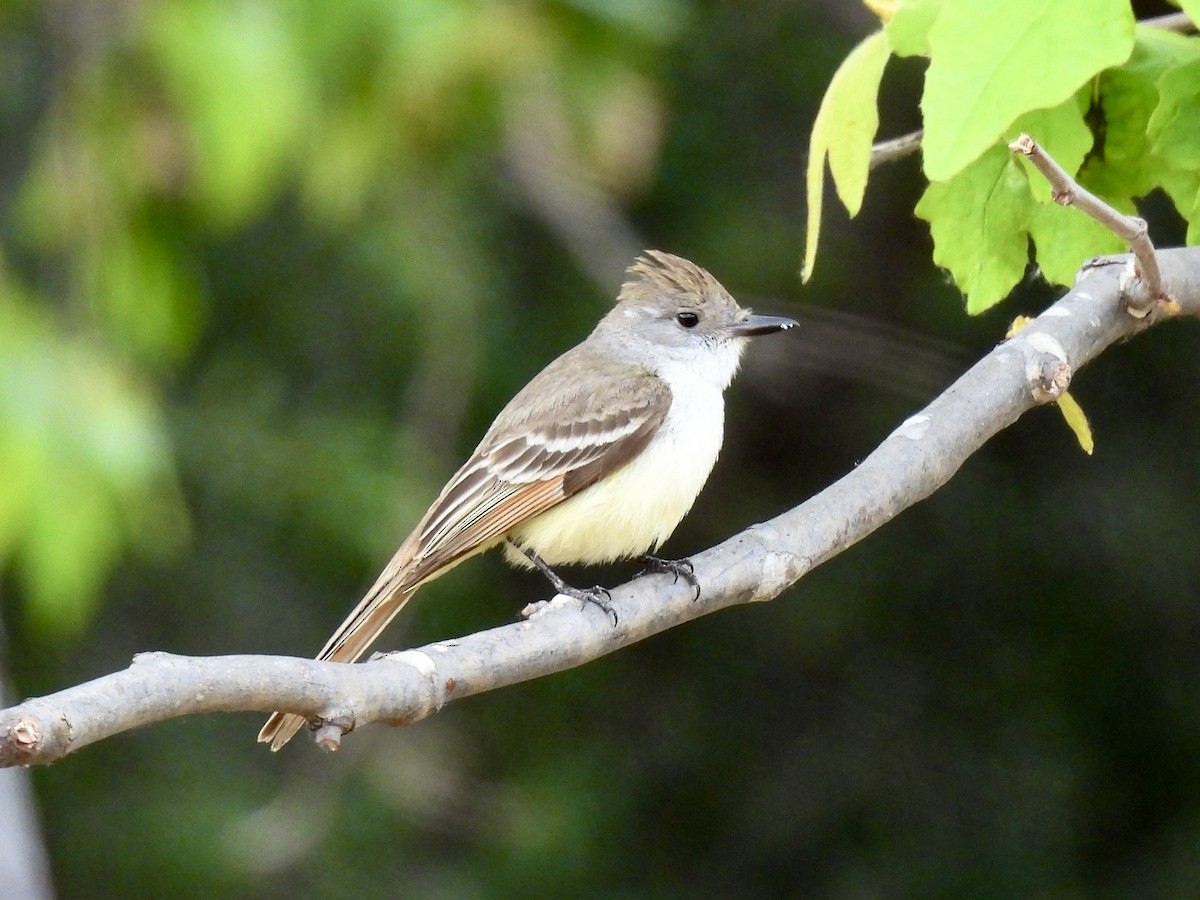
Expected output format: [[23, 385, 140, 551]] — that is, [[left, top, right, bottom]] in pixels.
[[259, 347, 670, 749]]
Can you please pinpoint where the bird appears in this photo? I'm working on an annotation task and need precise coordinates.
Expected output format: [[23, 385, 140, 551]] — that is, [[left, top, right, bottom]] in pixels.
[[259, 250, 796, 749]]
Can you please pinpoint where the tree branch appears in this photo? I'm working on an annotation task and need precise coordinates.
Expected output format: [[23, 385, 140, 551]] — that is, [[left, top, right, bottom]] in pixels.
[[4, 248, 1200, 765], [1010, 133, 1166, 316], [869, 129, 923, 170]]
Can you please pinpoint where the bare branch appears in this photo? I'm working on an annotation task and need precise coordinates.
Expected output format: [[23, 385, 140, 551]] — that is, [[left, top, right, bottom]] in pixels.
[[870, 129, 923, 170], [4, 248, 1200, 765], [1010, 133, 1166, 316]]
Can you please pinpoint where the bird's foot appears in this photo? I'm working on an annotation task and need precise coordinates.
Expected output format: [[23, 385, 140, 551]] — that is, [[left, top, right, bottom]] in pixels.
[[637, 554, 701, 600], [555, 582, 618, 625], [510, 541, 618, 625]]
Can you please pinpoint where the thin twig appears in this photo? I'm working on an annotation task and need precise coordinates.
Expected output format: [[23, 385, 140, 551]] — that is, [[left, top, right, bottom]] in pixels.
[[1142, 11, 1195, 33], [1009, 133, 1165, 316], [870, 129, 923, 170]]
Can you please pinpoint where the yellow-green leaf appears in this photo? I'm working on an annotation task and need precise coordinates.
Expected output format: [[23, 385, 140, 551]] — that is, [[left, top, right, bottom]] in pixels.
[[1027, 202, 1125, 287], [915, 146, 1033, 313], [147, 0, 310, 228], [1148, 57, 1200, 169], [885, 0, 943, 57], [1006, 91, 1094, 204], [1056, 391, 1094, 455], [803, 30, 890, 282], [922, 0, 1134, 182]]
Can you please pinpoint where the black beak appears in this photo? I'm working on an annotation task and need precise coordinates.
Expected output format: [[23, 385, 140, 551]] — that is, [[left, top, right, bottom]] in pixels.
[[730, 314, 798, 337]]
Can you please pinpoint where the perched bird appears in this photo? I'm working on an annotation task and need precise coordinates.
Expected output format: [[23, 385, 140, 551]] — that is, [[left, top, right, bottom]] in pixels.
[[259, 251, 796, 749]]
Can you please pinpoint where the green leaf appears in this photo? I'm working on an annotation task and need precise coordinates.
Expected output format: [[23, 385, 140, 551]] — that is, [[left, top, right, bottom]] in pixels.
[[1080, 28, 1200, 200], [1027, 201, 1124, 287], [915, 146, 1032, 313], [922, 0, 1135, 182], [1190, 196, 1200, 247], [1176, 170, 1200, 245], [885, 0, 943, 57], [803, 30, 891, 282], [1159, 168, 1200, 247], [1006, 90, 1094, 203], [1148, 57, 1200, 169], [920, 98, 1125, 309], [1178, 0, 1200, 25]]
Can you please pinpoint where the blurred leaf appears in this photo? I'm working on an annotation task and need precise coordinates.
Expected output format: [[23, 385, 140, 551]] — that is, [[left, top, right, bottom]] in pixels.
[[85, 224, 205, 366], [145, 0, 310, 228], [559, 0, 689, 42], [922, 0, 1134, 181], [20, 467, 123, 636], [179, 354, 421, 561], [0, 281, 187, 638], [13, 91, 143, 251]]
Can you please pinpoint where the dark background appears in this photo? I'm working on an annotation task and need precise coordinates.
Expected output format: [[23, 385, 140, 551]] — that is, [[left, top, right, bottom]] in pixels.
[[2, 1, 1199, 896]]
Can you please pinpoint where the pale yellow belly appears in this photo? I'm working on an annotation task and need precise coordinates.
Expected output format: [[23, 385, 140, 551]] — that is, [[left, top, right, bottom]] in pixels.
[[506, 383, 725, 566]]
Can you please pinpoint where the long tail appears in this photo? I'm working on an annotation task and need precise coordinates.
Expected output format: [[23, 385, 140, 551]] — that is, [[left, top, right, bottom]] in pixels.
[[257, 569, 419, 751]]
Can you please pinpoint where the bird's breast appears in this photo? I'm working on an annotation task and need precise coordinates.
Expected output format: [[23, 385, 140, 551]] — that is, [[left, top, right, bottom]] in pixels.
[[506, 377, 726, 567]]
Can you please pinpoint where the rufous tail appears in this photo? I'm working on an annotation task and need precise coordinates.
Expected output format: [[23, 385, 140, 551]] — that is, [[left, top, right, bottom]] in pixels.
[[257, 580, 417, 751]]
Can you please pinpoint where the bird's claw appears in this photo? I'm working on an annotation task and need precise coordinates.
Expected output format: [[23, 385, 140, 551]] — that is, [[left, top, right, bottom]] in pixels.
[[637, 555, 701, 600]]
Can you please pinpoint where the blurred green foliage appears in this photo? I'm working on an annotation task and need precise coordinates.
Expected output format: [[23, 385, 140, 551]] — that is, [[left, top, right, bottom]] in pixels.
[[3, 1, 1200, 898], [3, 0, 681, 635], [0, 272, 186, 635]]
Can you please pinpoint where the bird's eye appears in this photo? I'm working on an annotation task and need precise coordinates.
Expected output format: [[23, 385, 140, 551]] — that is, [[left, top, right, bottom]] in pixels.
[[676, 311, 700, 328]]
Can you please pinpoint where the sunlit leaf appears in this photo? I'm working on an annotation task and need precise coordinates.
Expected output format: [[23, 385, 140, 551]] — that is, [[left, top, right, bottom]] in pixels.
[[1006, 91, 1094, 204], [916, 146, 1032, 313], [1027, 201, 1125, 287], [884, 0, 943, 57], [803, 30, 890, 282], [1056, 391, 1094, 456], [922, 0, 1134, 181], [1080, 28, 1199, 200]]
